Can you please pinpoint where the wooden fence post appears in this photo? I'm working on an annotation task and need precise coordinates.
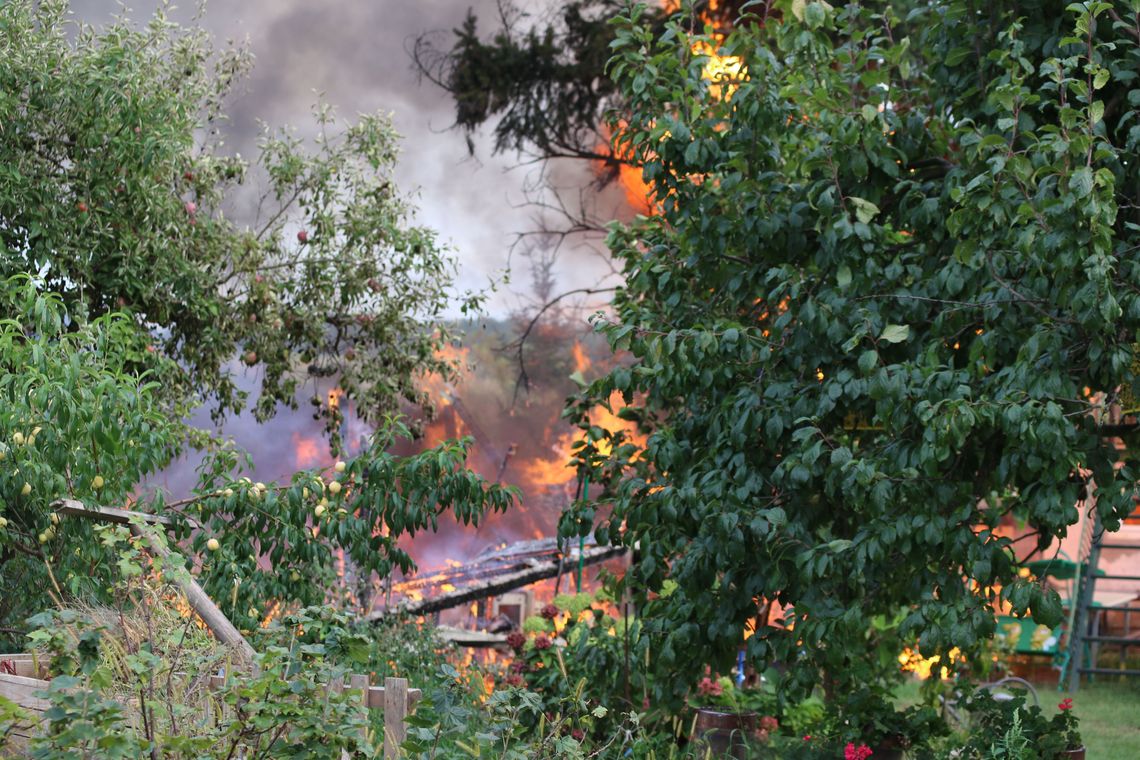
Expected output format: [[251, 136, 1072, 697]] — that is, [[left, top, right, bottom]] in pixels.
[[383, 676, 408, 759], [349, 673, 370, 745]]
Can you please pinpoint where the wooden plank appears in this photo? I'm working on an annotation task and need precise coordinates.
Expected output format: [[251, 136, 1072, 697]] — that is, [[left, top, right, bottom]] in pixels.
[[53, 500, 250, 664], [349, 673, 370, 750], [53, 499, 197, 529], [0, 673, 52, 712], [366, 686, 421, 710], [0, 653, 45, 679], [370, 545, 626, 620], [383, 677, 408, 760]]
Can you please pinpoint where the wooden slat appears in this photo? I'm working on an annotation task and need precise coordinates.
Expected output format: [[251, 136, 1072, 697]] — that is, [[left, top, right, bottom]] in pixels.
[[0, 673, 52, 712], [383, 677, 408, 759], [366, 686, 422, 710], [53, 499, 197, 529]]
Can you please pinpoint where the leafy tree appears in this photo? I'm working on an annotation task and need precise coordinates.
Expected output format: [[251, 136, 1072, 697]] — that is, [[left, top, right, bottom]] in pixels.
[[562, 0, 1140, 708], [0, 0, 473, 442], [0, 276, 516, 645]]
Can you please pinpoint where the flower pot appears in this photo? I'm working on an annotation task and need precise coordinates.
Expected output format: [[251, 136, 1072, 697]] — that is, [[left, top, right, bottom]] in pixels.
[[693, 708, 758, 759], [871, 748, 904, 760], [1060, 747, 1086, 760]]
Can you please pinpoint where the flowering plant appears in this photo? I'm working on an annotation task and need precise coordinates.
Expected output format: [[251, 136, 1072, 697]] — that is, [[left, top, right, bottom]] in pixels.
[[961, 688, 1083, 758]]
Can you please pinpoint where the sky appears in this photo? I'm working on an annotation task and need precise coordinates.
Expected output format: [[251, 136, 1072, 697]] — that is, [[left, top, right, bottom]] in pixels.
[[70, 0, 621, 315]]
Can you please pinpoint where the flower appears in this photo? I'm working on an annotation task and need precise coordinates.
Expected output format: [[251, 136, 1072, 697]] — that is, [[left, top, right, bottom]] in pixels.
[[505, 632, 526, 651], [534, 634, 552, 650], [759, 715, 779, 732], [1059, 698, 1074, 711], [504, 673, 524, 687], [803, 735, 812, 742], [844, 742, 873, 760], [570, 728, 585, 741], [696, 676, 723, 697], [540, 603, 560, 620]]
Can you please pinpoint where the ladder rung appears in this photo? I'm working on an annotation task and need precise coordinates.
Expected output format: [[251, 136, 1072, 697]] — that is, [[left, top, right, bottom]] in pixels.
[[1096, 543, 1140, 550], [1086, 605, 1140, 611], [1088, 574, 1140, 581], [1076, 635, 1140, 644], [1078, 667, 1140, 676]]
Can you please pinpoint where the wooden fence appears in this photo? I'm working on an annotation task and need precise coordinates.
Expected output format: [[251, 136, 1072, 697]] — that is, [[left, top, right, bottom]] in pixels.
[[0, 654, 419, 758]]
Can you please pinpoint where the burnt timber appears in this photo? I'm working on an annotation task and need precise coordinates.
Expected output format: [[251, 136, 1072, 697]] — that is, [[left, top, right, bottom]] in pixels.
[[369, 538, 626, 621]]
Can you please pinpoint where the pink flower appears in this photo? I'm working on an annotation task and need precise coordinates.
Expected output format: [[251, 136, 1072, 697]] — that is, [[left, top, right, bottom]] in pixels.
[[803, 735, 811, 742], [1059, 698, 1074, 711], [759, 715, 779, 732], [696, 677, 723, 697], [845, 743, 873, 760], [184, 201, 197, 215]]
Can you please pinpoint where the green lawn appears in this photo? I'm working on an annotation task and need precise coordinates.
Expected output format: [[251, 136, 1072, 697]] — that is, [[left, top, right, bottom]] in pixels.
[[1062, 680, 1140, 757], [896, 677, 1140, 757]]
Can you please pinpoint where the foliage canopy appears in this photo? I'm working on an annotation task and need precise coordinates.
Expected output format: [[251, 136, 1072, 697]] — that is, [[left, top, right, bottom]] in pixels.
[[562, 0, 1140, 707]]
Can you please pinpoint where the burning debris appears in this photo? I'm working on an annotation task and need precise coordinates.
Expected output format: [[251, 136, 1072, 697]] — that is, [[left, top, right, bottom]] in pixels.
[[370, 536, 626, 624]]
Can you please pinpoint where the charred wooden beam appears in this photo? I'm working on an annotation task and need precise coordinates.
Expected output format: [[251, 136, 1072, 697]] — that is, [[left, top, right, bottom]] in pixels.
[[369, 544, 626, 621]]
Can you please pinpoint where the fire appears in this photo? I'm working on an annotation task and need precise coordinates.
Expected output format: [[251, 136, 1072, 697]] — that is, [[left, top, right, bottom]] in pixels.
[[292, 432, 323, 469], [899, 646, 962, 680]]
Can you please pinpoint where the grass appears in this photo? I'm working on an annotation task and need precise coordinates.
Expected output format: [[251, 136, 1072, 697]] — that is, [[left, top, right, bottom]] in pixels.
[[1063, 679, 1140, 757], [895, 675, 1140, 757]]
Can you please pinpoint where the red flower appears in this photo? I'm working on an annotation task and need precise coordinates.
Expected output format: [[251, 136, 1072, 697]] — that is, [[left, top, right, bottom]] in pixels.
[[504, 673, 524, 687], [541, 603, 560, 620], [759, 715, 779, 732], [1059, 697, 1074, 711], [803, 735, 812, 742], [534, 634, 552, 650], [509, 660, 527, 673], [844, 743, 873, 760], [505, 632, 526, 651], [570, 728, 585, 741]]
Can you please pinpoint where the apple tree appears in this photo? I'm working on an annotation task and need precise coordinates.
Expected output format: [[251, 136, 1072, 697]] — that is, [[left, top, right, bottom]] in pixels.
[[562, 0, 1140, 709], [0, 0, 473, 444], [0, 276, 515, 646]]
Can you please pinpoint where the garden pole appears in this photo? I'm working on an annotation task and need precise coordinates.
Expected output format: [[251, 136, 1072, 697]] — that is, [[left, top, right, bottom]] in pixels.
[[577, 472, 589, 593]]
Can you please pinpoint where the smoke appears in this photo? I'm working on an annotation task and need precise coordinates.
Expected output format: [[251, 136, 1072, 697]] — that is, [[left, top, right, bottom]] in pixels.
[[63, 0, 630, 574], [67, 0, 616, 312]]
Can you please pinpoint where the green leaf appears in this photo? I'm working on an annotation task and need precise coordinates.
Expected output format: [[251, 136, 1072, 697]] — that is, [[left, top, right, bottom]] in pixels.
[[1071, 167, 1094, 198], [879, 324, 910, 343], [837, 265, 852, 288], [849, 197, 880, 225]]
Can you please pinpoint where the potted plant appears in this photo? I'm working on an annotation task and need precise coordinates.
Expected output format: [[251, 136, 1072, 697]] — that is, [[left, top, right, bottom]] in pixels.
[[829, 686, 947, 760], [688, 673, 779, 759], [959, 688, 1085, 759]]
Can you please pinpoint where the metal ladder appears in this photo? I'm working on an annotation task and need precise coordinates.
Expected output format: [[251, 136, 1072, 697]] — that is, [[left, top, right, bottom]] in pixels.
[[1066, 508, 1140, 690]]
